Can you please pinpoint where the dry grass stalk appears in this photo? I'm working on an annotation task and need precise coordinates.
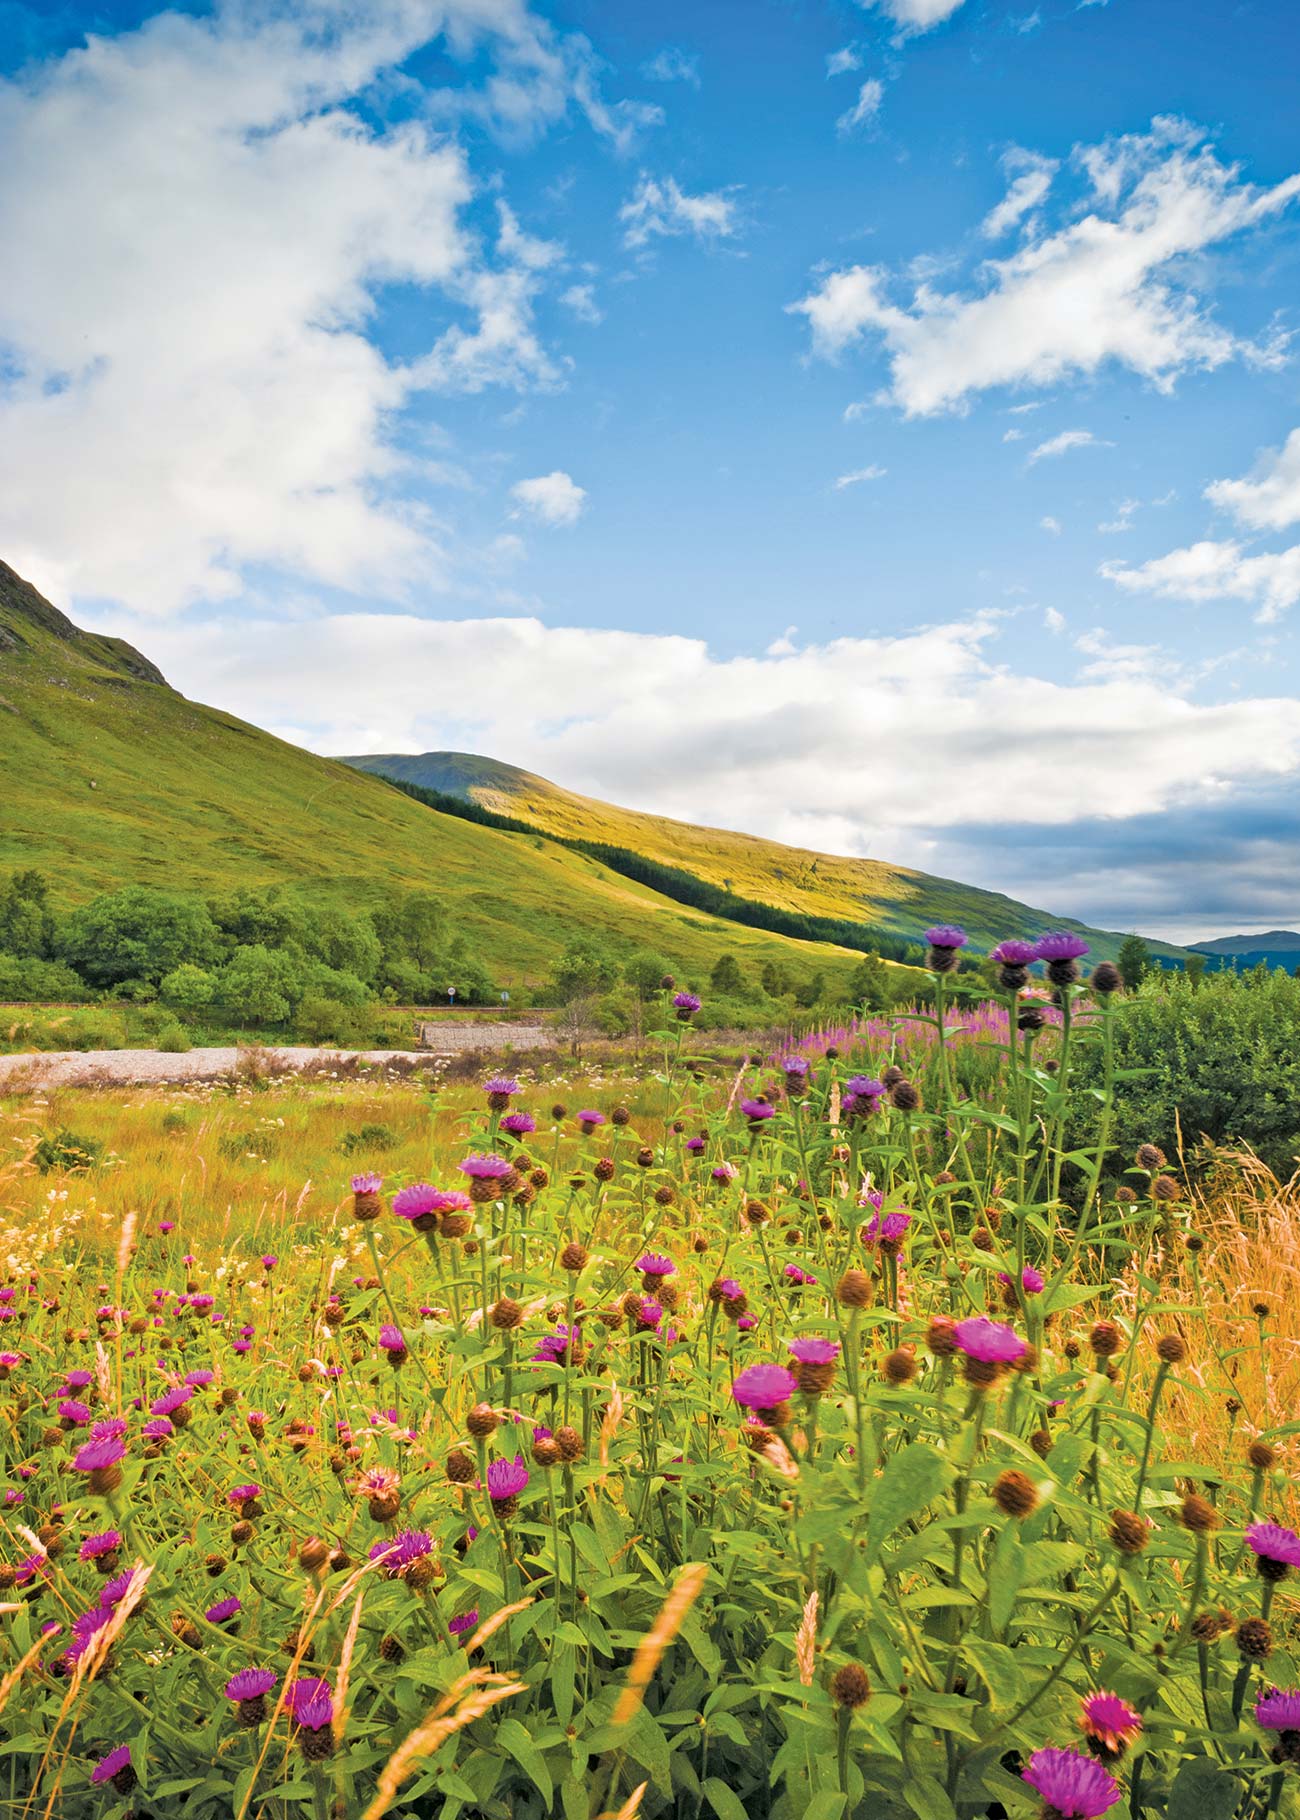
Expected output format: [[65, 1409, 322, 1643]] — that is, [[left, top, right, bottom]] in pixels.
[[463, 1595, 534, 1654], [596, 1782, 650, 1820], [610, 1561, 709, 1729], [600, 1379, 625, 1473], [359, 1670, 527, 1820], [795, 1590, 818, 1687], [331, 1584, 367, 1743]]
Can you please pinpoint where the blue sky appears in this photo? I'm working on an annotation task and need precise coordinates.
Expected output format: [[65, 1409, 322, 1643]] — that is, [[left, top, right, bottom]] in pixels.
[[2, 0, 1299, 940]]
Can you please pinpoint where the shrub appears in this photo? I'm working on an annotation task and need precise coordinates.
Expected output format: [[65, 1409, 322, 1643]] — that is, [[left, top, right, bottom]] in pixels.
[[0, 954, 85, 1002], [156, 1022, 192, 1053], [59, 886, 220, 987], [33, 1126, 103, 1172], [294, 994, 366, 1046], [159, 963, 217, 1015], [63, 1006, 128, 1051]]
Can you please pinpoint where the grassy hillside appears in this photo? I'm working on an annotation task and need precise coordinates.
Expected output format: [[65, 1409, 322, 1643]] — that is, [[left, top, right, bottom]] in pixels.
[[0, 562, 868, 990], [345, 750, 1189, 963]]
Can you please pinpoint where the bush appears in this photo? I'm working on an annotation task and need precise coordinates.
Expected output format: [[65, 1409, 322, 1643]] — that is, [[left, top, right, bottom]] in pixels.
[[59, 886, 220, 988], [159, 963, 217, 1015], [63, 1007, 128, 1051], [156, 1022, 192, 1053], [34, 1127, 103, 1172], [294, 995, 367, 1046], [217, 945, 304, 1026], [0, 954, 85, 1002], [340, 1121, 399, 1155]]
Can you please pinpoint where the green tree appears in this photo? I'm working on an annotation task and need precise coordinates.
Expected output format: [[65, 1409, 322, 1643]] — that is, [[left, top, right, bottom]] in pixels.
[[794, 971, 826, 1009], [0, 870, 57, 959], [60, 887, 219, 988], [710, 953, 745, 995], [1184, 953, 1207, 987], [1118, 934, 1151, 991], [550, 940, 619, 1003], [760, 960, 792, 998], [847, 953, 893, 1011], [217, 945, 304, 1026], [623, 950, 673, 1002], [159, 963, 217, 1015]]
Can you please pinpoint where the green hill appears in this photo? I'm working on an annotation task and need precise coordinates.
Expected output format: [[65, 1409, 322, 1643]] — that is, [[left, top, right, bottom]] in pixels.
[[0, 561, 875, 990], [344, 750, 1189, 964]]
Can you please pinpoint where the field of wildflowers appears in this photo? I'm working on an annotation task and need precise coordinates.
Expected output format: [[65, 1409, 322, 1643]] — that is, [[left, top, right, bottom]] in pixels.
[[1, 932, 1298, 1820]]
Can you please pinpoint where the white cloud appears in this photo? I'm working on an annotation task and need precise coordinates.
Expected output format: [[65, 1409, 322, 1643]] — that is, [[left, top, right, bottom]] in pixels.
[[834, 465, 887, 489], [620, 174, 740, 249], [1206, 428, 1300, 532], [1098, 498, 1140, 533], [836, 79, 884, 136], [1043, 606, 1067, 632], [859, 0, 967, 39], [1041, 516, 1063, 534], [1102, 541, 1300, 624], [827, 46, 861, 76], [1027, 428, 1111, 464], [559, 282, 603, 324], [0, 0, 636, 615], [982, 149, 1057, 239], [641, 47, 700, 87], [789, 121, 1300, 416], [122, 611, 1300, 865], [509, 470, 587, 525]]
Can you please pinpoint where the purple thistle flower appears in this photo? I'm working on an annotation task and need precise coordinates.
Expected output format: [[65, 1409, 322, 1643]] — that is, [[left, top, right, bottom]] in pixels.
[[740, 1098, 776, 1122], [863, 1210, 912, 1246], [637, 1252, 677, 1279], [486, 1456, 530, 1504], [532, 1324, 581, 1365], [391, 1183, 441, 1221], [368, 1530, 434, 1577], [1034, 932, 1091, 962], [78, 1530, 122, 1561], [1022, 1747, 1119, 1817], [90, 1418, 127, 1441], [783, 1263, 817, 1285], [711, 1162, 738, 1183], [1247, 1523, 1300, 1569], [99, 1571, 133, 1607], [351, 1172, 383, 1194], [500, 1111, 536, 1136], [379, 1324, 406, 1354], [64, 1370, 95, 1389], [1080, 1690, 1143, 1753], [14, 1552, 48, 1587], [72, 1436, 125, 1474], [458, 1153, 513, 1180], [577, 1109, 605, 1130], [845, 1076, 886, 1099], [779, 1054, 810, 1078], [184, 1370, 215, 1387], [484, 1075, 519, 1098], [58, 1399, 92, 1425], [226, 1667, 277, 1702], [924, 926, 967, 950], [151, 1386, 192, 1417], [673, 991, 701, 1013], [142, 1417, 174, 1439], [261, 1254, 278, 1270], [206, 1596, 242, 1623], [990, 939, 1038, 966], [90, 1745, 133, 1788], [228, 1482, 261, 1506], [285, 1676, 334, 1730], [787, 1338, 841, 1365], [1256, 1687, 1300, 1731], [953, 1316, 1027, 1364], [731, 1363, 798, 1411], [448, 1609, 479, 1639]]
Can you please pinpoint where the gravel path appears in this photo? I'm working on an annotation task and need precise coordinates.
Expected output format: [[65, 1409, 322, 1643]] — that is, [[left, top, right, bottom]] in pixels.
[[0, 1024, 551, 1090]]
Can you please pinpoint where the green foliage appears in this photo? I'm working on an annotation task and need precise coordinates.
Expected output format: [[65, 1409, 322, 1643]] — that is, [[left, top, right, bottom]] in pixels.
[[159, 962, 217, 1014], [216, 943, 303, 1026], [0, 953, 84, 1001], [550, 939, 621, 1003], [0, 867, 56, 957], [33, 1126, 103, 1171], [1118, 933, 1151, 990], [59, 886, 220, 988], [710, 952, 746, 995], [624, 949, 673, 1001]]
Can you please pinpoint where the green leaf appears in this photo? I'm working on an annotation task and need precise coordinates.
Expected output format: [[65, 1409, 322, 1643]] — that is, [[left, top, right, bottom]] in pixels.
[[498, 1717, 554, 1807], [902, 1773, 957, 1820], [867, 1443, 954, 1564], [1167, 1760, 1242, 1820], [987, 1524, 1026, 1636], [551, 1643, 576, 1726], [702, 1776, 750, 1820], [802, 1796, 848, 1820]]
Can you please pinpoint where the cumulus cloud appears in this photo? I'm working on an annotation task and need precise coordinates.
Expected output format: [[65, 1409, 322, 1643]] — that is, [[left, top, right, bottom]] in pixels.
[[117, 611, 1300, 883], [1206, 428, 1300, 532], [1027, 429, 1111, 464], [789, 119, 1300, 416], [834, 465, 887, 488], [858, 0, 967, 38], [1041, 516, 1063, 534], [619, 174, 741, 249], [509, 470, 587, 525], [0, 0, 636, 614], [558, 282, 603, 324], [982, 148, 1057, 238], [836, 79, 884, 136], [827, 46, 862, 76]]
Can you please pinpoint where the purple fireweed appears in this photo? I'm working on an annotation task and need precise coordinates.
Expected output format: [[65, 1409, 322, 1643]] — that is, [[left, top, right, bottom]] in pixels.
[[1022, 1746, 1120, 1817], [953, 1316, 1027, 1364], [731, 1364, 798, 1411]]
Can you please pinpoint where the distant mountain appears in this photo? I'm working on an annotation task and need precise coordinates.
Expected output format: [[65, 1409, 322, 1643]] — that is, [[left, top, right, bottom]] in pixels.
[[1188, 932, 1300, 972], [0, 561, 885, 988], [344, 749, 1192, 965]]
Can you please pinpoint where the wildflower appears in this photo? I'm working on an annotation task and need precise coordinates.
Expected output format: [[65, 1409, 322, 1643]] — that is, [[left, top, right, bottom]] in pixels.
[[484, 1075, 519, 1109], [780, 1054, 810, 1090], [992, 1470, 1039, 1519], [285, 1676, 335, 1757], [1155, 1333, 1187, 1364], [560, 1242, 589, 1272], [1091, 961, 1122, 994], [732, 1363, 798, 1417], [142, 1417, 174, 1441], [924, 925, 967, 973], [379, 1324, 406, 1361], [890, 1080, 921, 1112], [356, 1465, 401, 1522], [685, 1135, 705, 1154], [711, 1162, 738, 1184], [58, 1398, 92, 1427], [638, 1251, 676, 1281], [863, 1209, 911, 1251], [351, 1173, 384, 1220], [577, 1110, 606, 1133], [78, 1530, 122, 1567], [486, 1456, 529, 1516], [1238, 1618, 1275, 1661], [90, 1746, 136, 1794], [1248, 1440, 1278, 1471], [448, 1609, 479, 1642], [225, 1666, 276, 1726], [458, 1154, 516, 1203], [206, 1596, 242, 1625], [1179, 1494, 1219, 1534], [672, 991, 701, 1021], [830, 1661, 872, 1707], [1021, 1745, 1119, 1817], [784, 1263, 816, 1286], [369, 1530, 435, 1580], [151, 1386, 193, 1424], [990, 938, 1037, 990], [1077, 1688, 1136, 1761], [1255, 1687, 1300, 1732], [532, 1324, 583, 1367], [837, 1268, 871, 1309], [72, 1435, 125, 1495], [228, 1482, 262, 1513], [1035, 931, 1091, 987], [390, 1184, 445, 1232], [998, 1266, 1044, 1296], [1108, 1510, 1150, 1555], [953, 1317, 1026, 1367], [500, 1111, 536, 1137], [740, 1098, 776, 1124], [788, 1337, 840, 1397]]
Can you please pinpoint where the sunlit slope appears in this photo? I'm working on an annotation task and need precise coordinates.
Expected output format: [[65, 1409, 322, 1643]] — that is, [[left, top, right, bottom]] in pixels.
[[0, 563, 864, 986], [345, 749, 1187, 962]]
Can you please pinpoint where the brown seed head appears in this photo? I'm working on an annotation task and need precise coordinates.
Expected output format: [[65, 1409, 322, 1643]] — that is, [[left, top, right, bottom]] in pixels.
[[993, 1469, 1040, 1518], [1179, 1494, 1220, 1534], [467, 1402, 499, 1438], [489, 1298, 524, 1331], [830, 1662, 872, 1709], [1109, 1510, 1149, 1555], [1089, 1321, 1122, 1358], [554, 1424, 583, 1462], [882, 1346, 917, 1385], [1248, 1440, 1278, 1471], [1236, 1617, 1274, 1661], [836, 1269, 871, 1309], [1156, 1333, 1188, 1365]]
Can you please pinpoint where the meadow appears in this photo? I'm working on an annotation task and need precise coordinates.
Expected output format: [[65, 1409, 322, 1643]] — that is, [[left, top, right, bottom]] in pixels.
[[1, 937, 1298, 1820]]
